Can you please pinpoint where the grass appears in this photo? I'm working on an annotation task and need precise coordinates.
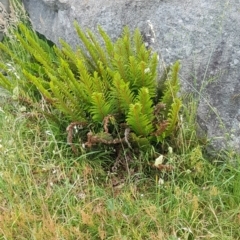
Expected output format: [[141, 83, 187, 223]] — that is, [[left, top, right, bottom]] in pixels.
[[0, 98, 240, 240], [1, 1, 240, 238]]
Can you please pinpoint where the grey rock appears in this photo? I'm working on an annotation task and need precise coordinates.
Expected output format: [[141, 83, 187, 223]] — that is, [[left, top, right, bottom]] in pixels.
[[42, 0, 70, 11], [0, 0, 10, 41], [0, 0, 9, 11], [22, 0, 240, 154]]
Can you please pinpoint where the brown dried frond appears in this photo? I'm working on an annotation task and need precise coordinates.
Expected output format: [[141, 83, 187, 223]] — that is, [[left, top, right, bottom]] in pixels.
[[153, 102, 166, 116], [152, 120, 168, 137], [84, 131, 126, 148], [103, 115, 112, 133], [66, 121, 87, 154]]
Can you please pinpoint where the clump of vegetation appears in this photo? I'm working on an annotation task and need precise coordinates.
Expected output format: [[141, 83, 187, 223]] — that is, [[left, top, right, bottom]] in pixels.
[[0, 22, 181, 157]]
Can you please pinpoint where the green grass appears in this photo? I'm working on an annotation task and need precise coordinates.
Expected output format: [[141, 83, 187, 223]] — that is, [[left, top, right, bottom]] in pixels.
[[0, 99, 240, 240]]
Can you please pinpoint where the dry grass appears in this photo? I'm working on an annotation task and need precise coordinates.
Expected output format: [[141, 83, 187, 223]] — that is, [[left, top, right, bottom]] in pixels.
[[0, 99, 240, 239]]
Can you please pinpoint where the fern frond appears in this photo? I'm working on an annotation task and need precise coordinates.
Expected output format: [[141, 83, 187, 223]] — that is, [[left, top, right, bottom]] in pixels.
[[122, 26, 132, 57], [136, 44, 151, 62], [165, 98, 182, 136], [90, 92, 112, 122], [49, 75, 77, 106], [112, 54, 128, 82], [87, 29, 109, 66], [75, 59, 94, 103], [133, 28, 143, 54], [56, 58, 86, 106], [111, 72, 134, 114], [137, 87, 154, 121], [114, 27, 132, 61], [98, 26, 114, 58], [58, 39, 77, 62], [56, 39, 80, 74], [91, 71, 106, 95], [49, 80, 78, 120], [161, 61, 181, 114], [157, 65, 171, 98], [134, 60, 156, 97], [16, 24, 56, 75], [149, 52, 158, 81], [74, 21, 99, 70], [128, 56, 138, 80], [127, 103, 154, 137], [23, 70, 52, 100], [98, 61, 112, 90], [157, 98, 182, 142]]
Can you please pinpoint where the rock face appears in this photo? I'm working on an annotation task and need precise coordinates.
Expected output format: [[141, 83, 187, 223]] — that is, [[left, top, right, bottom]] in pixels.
[[0, 0, 10, 41], [22, 0, 240, 154]]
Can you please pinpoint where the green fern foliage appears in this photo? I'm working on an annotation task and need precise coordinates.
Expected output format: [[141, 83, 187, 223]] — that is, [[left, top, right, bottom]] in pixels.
[[90, 93, 112, 122], [156, 98, 182, 142], [111, 72, 134, 115], [127, 103, 154, 137], [161, 61, 181, 115], [0, 22, 182, 153], [165, 98, 182, 137], [137, 87, 154, 119]]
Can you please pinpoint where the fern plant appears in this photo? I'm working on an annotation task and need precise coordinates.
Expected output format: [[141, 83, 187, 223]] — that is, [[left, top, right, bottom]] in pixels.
[[0, 22, 182, 154]]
